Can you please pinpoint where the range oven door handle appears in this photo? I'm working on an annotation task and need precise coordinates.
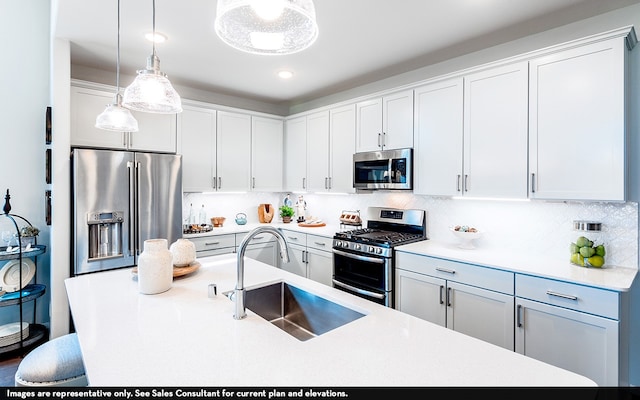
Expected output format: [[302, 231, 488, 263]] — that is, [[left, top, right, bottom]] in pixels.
[[332, 279, 386, 300], [332, 248, 385, 264]]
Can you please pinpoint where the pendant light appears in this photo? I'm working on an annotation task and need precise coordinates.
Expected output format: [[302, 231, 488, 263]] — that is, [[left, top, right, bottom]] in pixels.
[[122, 0, 182, 114], [215, 0, 319, 55], [95, 0, 139, 132]]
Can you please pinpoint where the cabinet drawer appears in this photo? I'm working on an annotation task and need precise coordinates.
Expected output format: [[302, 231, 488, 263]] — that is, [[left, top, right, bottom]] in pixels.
[[189, 234, 236, 252], [306, 234, 332, 252], [281, 230, 306, 246], [395, 252, 514, 295], [516, 274, 618, 319], [236, 232, 276, 245]]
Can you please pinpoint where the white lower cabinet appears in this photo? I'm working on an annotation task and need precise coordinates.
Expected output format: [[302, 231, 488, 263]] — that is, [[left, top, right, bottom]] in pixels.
[[190, 234, 236, 258], [280, 230, 333, 286], [515, 274, 621, 386], [236, 232, 278, 267], [395, 252, 515, 350]]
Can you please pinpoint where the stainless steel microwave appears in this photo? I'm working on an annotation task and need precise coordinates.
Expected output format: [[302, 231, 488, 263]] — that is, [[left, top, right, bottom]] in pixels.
[[353, 148, 413, 190]]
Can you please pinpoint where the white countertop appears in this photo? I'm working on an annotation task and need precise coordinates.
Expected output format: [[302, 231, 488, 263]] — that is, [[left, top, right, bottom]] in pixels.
[[65, 253, 596, 387], [184, 222, 343, 239], [397, 241, 638, 292], [187, 224, 638, 292]]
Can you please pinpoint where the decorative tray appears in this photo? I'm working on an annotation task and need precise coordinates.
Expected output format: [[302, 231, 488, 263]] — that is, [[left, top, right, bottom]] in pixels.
[[131, 260, 201, 279], [183, 224, 213, 234]]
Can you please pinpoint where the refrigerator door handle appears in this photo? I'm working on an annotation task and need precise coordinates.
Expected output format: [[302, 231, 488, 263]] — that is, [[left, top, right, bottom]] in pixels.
[[127, 161, 136, 257], [135, 160, 141, 255]]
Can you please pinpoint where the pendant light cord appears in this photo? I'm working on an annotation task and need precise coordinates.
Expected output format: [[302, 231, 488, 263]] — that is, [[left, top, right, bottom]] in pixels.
[[152, 0, 156, 57], [116, 0, 121, 92]]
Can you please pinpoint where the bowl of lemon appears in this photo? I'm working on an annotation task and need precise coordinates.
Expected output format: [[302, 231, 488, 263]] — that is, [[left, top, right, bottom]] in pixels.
[[570, 236, 605, 268], [451, 225, 482, 249]]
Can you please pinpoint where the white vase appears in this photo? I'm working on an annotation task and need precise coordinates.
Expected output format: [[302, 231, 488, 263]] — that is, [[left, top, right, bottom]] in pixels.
[[169, 238, 196, 266], [137, 239, 173, 295]]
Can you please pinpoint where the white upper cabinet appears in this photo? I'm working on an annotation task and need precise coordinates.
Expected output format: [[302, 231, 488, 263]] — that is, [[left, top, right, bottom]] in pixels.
[[529, 36, 629, 201], [329, 104, 356, 193], [463, 62, 529, 199], [216, 111, 252, 192], [306, 111, 330, 192], [413, 78, 464, 196], [284, 116, 308, 192], [284, 105, 356, 194], [70, 84, 177, 153], [356, 89, 414, 152], [177, 103, 216, 192], [251, 116, 284, 192]]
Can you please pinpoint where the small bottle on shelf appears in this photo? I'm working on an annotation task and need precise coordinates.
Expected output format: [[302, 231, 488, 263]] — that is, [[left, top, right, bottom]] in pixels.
[[199, 205, 207, 225]]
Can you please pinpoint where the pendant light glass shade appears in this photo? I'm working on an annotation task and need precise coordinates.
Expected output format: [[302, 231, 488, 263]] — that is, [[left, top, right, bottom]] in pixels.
[[122, 0, 182, 114], [215, 0, 319, 55], [96, 94, 139, 132], [96, 0, 139, 132]]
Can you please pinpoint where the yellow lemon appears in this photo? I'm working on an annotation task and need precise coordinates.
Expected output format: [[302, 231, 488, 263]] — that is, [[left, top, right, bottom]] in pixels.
[[587, 255, 605, 268]]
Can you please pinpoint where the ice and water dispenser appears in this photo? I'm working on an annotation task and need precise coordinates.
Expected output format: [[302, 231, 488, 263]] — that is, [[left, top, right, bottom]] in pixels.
[[87, 211, 124, 260]]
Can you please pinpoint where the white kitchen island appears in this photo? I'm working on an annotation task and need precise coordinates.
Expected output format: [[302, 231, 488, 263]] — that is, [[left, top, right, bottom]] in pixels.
[[64, 253, 596, 387]]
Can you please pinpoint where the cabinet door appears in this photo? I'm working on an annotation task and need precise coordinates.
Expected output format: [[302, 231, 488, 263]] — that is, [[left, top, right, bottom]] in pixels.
[[282, 243, 307, 278], [178, 105, 216, 192], [216, 111, 251, 192], [306, 247, 333, 286], [242, 241, 278, 267], [515, 297, 618, 386], [128, 111, 177, 153], [70, 86, 127, 149], [413, 79, 464, 196], [355, 98, 383, 152], [395, 268, 446, 327], [306, 111, 330, 192], [447, 281, 514, 350], [284, 116, 308, 191], [382, 89, 414, 150], [251, 116, 284, 192], [329, 104, 356, 193], [463, 62, 528, 199], [529, 38, 626, 201]]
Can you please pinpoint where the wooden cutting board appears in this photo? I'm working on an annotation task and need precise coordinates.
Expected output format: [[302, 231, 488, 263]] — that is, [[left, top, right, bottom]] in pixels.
[[298, 222, 326, 227]]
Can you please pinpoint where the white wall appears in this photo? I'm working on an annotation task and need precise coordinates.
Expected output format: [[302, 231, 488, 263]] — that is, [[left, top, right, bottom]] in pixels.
[[0, 1, 51, 327]]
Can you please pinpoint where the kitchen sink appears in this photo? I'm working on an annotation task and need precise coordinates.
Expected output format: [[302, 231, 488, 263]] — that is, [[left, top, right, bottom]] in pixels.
[[225, 281, 365, 341]]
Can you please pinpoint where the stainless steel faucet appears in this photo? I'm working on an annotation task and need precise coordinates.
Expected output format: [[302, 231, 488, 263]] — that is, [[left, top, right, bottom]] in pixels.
[[234, 226, 290, 319]]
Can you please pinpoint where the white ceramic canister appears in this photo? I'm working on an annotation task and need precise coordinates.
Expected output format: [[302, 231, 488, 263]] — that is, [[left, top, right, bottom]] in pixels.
[[138, 238, 173, 295], [169, 238, 196, 266]]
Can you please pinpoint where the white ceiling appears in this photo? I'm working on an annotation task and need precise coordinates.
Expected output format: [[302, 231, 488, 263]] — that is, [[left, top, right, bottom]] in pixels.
[[54, 0, 640, 108]]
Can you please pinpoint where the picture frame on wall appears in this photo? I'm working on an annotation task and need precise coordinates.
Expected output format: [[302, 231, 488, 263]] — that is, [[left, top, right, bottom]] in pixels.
[[45, 106, 52, 144], [45, 148, 51, 184], [45, 190, 51, 226]]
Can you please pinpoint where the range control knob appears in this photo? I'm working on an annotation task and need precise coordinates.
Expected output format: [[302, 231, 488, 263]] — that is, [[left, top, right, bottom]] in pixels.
[[375, 248, 383, 255], [368, 246, 375, 253], [354, 244, 361, 251]]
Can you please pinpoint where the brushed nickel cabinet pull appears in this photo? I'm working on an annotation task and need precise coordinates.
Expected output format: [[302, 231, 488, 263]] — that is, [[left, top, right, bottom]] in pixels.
[[447, 287, 452, 307], [435, 267, 456, 275], [457, 175, 461, 192], [439, 285, 445, 305], [517, 304, 523, 327], [546, 290, 578, 301], [531, 173, 536, 193], [464, 174, 469, 192]]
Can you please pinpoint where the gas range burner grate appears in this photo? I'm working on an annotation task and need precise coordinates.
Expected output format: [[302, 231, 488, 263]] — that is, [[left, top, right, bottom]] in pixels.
[[335, 229, 425, 247]]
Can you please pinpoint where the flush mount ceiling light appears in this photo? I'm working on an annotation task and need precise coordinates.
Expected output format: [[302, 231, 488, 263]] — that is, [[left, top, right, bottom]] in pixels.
[[277, 70, 294, 79], [95, 0, 139, 132], [145, 31, 167, 43], [215, 0, 319, 55], [122, 0, 182, 114]]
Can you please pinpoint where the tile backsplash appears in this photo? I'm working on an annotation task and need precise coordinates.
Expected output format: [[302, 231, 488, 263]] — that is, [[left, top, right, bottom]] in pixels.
[[184, 191, 638, 269]]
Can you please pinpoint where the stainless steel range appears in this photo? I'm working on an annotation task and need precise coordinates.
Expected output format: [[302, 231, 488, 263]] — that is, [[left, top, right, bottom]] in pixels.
[[332, 207, 427, 308]]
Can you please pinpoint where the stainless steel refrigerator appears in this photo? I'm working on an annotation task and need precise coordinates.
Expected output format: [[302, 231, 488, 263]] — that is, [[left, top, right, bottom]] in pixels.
[[71, 148, 182, 275]]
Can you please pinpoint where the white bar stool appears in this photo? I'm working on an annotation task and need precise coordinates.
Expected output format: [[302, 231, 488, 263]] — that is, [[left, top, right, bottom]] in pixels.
[[14, 333, 88, 387]]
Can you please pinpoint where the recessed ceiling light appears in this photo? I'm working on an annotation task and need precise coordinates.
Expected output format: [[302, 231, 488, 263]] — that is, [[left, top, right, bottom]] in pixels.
[[145, 32, 167, 43], [278, 70, 294, 79]]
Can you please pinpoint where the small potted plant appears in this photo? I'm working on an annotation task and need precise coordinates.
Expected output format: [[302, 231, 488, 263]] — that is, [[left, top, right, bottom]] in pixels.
[[279, 205, 295, 223], [19, 225, 39, 247]]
